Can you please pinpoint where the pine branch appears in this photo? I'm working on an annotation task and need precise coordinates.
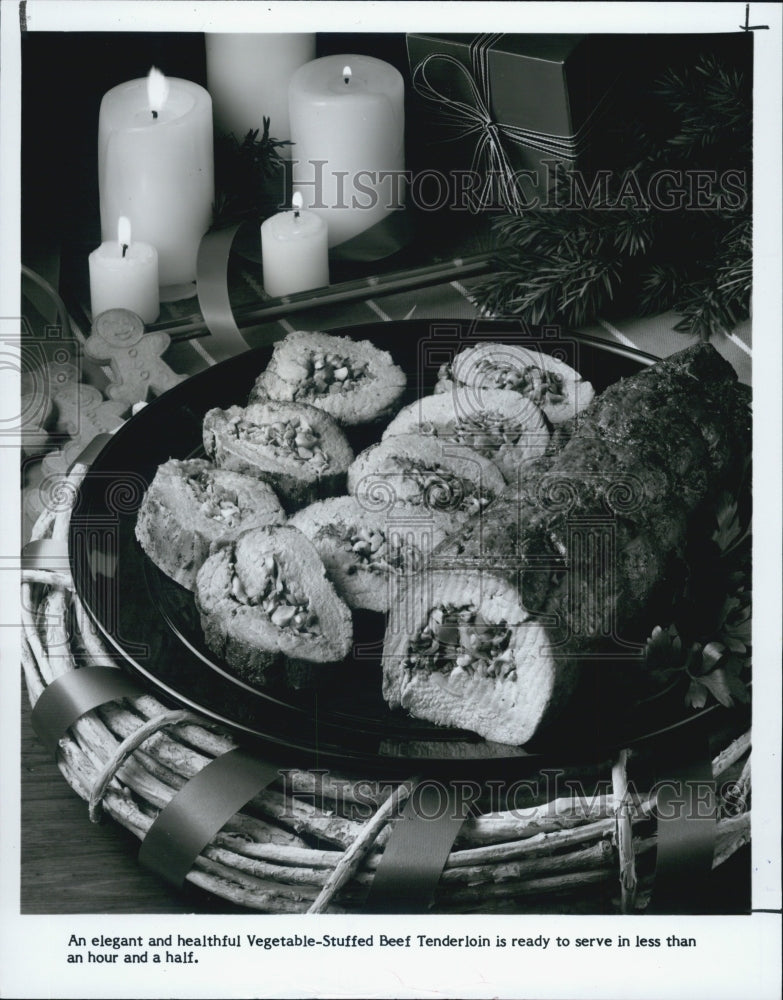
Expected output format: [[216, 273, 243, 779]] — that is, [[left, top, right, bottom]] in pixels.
[[213, 117, 292, 225], [638, 264, 683, 316], [652, 56, 751, 162], [672, 273, 749, 340], [474, 51, 751, 339], [474, 236, 625, 326]]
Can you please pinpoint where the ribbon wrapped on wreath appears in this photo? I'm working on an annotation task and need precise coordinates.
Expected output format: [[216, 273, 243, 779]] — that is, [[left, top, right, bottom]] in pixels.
[[407, 32, 619, 213]]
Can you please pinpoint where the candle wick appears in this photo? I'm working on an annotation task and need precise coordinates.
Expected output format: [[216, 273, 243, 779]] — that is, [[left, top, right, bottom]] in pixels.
[[344, 76, 350, 85], [151, 109, 158, 120], [121, 243, 128, 258], [293, 208, 300, 220]]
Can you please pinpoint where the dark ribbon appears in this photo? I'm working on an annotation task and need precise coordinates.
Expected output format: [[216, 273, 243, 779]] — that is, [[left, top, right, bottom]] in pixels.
[[21, 538, 70, 571], [31, 666, 144, 757], [196, 223, 250, 362], [649, 736, 717, 914], [138, 748, 279, 888], [363, 779, 468, 913], [411, 33, 611, 212], [67, 432, 113, 473]]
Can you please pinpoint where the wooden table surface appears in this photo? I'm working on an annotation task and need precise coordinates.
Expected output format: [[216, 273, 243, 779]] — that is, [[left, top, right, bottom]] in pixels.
[[18, 273, 753, 915]]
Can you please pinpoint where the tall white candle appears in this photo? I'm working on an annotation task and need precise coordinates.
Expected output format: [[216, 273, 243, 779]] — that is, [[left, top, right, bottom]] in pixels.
[[260, 192, 329, 298], [88, 216, 160, 324], [98, 68, 214, 288], [288, 54, 405, 247], [206, 33, 316, 144]]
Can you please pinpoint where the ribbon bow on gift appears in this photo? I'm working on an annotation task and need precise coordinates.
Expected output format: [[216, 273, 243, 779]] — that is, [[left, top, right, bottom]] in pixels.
[[412, 33, 605, 212]]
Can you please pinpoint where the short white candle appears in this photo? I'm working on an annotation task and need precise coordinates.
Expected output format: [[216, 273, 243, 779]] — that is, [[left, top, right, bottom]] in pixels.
[[98, 68, 214, 288], [206, 33, 316, 144], [260, 192, 329, 298], [289, 54, 405, 247], [88, 216, 160, 324]]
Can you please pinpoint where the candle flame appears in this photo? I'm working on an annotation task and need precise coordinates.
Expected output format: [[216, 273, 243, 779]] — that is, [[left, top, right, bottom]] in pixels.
[[147, 66, 170, 115], [117, 216, 132, 248], [343, 65, 352, 84], [292, 192, 304, 212]]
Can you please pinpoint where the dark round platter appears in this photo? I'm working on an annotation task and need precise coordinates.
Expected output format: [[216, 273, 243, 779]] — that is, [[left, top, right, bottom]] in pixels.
[[69, 319, 737, 774]]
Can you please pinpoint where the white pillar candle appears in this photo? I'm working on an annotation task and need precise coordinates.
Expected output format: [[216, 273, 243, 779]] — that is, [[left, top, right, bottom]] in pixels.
[[88, 216, 160, 324], [289, 54, 405, 247], [260, 192, 329, 298], [206, 33, 316, 144], [98, 68, 214, 288]]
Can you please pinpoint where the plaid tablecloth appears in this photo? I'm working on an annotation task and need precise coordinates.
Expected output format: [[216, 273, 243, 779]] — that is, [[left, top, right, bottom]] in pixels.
[[163, 276, 752, 386]]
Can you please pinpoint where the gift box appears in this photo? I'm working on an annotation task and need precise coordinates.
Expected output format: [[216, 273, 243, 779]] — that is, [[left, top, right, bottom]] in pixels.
[[405, 33, 623, 212]]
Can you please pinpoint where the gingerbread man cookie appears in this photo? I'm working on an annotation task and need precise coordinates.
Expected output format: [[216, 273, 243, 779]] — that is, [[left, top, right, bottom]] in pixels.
[[20, 359, 81, 458], [36, 382, 126, 486], [51, 380, 127, 443], [41, 436, 90, 480], [20, 391, 53, 458], [85, 308, 184, 407], [21, 359, 81, 399]]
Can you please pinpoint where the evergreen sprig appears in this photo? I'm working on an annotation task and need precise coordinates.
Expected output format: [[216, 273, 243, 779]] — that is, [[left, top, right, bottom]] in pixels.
[[654, 57, 751, 159], [213, 117, 292, 225], [480, 211, 630, 325], [472, 52, 752, 340]]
